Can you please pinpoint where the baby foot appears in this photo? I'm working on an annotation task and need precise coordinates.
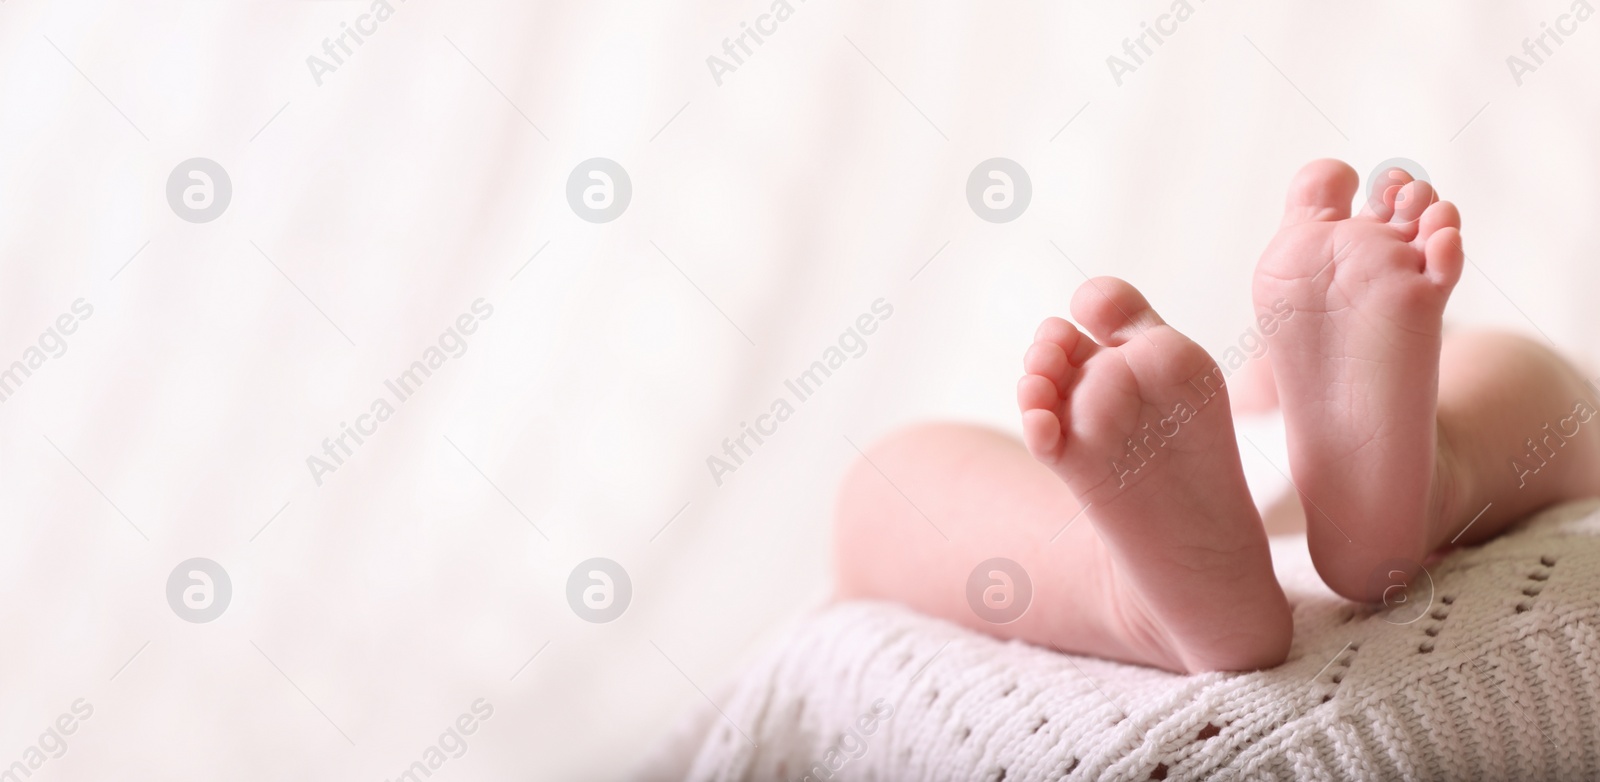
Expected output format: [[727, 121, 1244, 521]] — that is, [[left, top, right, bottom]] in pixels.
[[1252, 159, 1466, 601], [1018, 277, 1290, 672]]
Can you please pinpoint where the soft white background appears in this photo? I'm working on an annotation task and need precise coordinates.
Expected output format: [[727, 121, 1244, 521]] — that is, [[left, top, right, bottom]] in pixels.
[[0, 1, 1595, 779]]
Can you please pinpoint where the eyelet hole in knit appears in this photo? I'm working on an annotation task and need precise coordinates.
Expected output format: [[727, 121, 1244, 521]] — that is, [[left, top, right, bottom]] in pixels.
[[1001, 683, 1017, 698], [1318, 647, 1358, 704], [1030, 717, 1048, 735], [1515, 557, 1557, 614], [1195, 722, 1222, 741], [1418, 596, 1453, 653], [1149, 762, 1167, 779]]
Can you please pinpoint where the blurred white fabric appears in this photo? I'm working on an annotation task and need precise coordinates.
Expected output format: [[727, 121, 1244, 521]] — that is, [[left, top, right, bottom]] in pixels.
[[0, 2, 1596, 779]]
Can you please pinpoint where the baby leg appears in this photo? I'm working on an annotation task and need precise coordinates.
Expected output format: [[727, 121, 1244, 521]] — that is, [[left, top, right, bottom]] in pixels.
[[1433, 331, 1600, 546], [834, 279, 1292, 673]]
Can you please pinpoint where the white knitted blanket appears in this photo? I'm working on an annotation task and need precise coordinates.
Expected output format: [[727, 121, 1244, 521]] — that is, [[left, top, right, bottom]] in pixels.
[[649, 499, 1600, 781]]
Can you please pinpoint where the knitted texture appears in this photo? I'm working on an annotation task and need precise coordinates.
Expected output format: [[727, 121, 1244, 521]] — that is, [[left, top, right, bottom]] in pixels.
[[664, 500, 1600, 781]]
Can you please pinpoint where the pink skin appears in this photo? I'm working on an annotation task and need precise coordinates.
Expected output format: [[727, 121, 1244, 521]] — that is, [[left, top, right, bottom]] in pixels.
[[833, 158, 1600, 673], [836, 278, 1292, 673], [1254, 158, 1600, 601], [1015, 279, 1294, 671]]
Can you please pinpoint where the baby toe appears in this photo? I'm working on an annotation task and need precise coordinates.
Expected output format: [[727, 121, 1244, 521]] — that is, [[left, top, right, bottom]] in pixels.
[[1390, 180, 1436, 226], [1417, 200, 1460, 243], [1020, 408, 1065, 461], [1035, 317, 1092, 366], [1362, 166, 1415, 220], [1070, 277, 1165, 348], [1423, 226, 1465, 291], [1024, 339, 1071, 380], [1017, 373, 1061, 412], [1281, 159, 1359, 227]]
